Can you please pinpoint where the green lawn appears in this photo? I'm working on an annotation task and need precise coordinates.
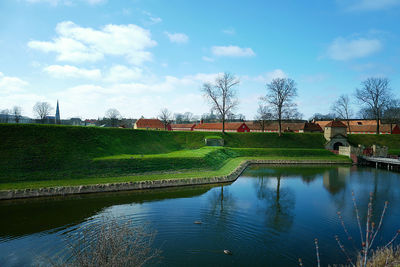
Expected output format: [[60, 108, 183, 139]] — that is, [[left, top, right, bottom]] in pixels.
[[0, 124, 353, 190], [0, 155, 350, 190]]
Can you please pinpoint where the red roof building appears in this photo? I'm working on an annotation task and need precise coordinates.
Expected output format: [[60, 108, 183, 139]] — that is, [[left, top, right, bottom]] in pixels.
[[193, 122, 250, 132], [247, 121, 322, 133], [316, 120, 400, 134], [170, 123, 196, 131], [325, 120, 347, 128], [348, 124, 400, 134], [134, 118, 170, 130]]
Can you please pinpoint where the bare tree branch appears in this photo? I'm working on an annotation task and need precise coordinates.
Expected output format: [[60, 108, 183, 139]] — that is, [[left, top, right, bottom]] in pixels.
[[105, 108, 121, 127], [33, 102, 53, 123], [201, 72, 239, 133], [158, 108, 172, 130], [355, 77, 392, 134], [331, 94, 353, 132], [13, 106, 22, 123], [263, 78, 299, 136]]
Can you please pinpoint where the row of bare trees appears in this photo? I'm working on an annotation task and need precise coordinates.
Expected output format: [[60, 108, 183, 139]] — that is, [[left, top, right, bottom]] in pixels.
[[202, 72, 300, 135], [202, 72, 398, 135], [330, 77, 398, 134]]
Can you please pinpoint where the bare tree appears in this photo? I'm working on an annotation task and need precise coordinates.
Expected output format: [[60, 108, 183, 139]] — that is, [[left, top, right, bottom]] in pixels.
[[237, 114, 245, 121], [182, 112, 194, 123], [263, 78, 298, 136], [310, 113, 336, 121], [13, 106, 22, 123], [255, 103, 272, 132], [105, 108, 121, 127], [174, 113, 184, 124], [33, 102, 53, 123], [158, 108, 172, 130], [383, 99, 400, 133], [202, 72, 239, 133], [331, 94, 353, 133], [355, 77, 393, 134]]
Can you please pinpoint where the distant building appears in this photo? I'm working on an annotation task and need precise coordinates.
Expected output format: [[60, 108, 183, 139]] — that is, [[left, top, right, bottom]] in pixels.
[[316, 119, 400, 134], [134, 118, 168, 130], [323, 120, 349, 150], [246, 121, 322, 133], [347, 124, 400, 134], [170, 123, 196, 131], [55, 100, 61, 124], [193, 122, 250, 132], [69, 118, 83, 126], [84, 119, 97, 126]]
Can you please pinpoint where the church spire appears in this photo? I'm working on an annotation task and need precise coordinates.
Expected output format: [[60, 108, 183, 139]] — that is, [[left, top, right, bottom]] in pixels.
[[55, 100, 61, 124]]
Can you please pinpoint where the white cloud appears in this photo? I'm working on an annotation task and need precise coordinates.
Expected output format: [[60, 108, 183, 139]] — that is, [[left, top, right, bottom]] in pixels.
[[85, 0, 106, 4], [104, 65, 143, 82], [326, 37, 382, 61], [0, 72, 29, 94], [25, 0, 105, 5], [25, 0, 65, 5], [44, 65, 101, 79], [250, 69, 287, 83], [28, 21, 157, 65], [345, 0, 400, 11], [49, 72, 223, 118], [202, 56, 214, 62], [211, 45, 255, 57], [222, 28, 236, 35], [164, 32, 189, 44], [142, 11, 162, 25]]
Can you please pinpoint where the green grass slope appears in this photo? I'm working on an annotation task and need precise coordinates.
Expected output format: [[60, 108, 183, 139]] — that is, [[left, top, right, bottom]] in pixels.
[[0, 123, 346, 188]]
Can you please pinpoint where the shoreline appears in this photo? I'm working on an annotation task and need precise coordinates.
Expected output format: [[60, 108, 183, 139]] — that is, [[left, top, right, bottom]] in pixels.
[[0, 160, 349, 200]]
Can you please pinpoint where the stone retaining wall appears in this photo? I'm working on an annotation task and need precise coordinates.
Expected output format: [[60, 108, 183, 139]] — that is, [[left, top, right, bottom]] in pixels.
[[0, 160, 345, 200]]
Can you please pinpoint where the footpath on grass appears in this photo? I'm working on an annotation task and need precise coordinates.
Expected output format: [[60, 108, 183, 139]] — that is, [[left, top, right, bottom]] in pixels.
[[0, 124, 365, 200]]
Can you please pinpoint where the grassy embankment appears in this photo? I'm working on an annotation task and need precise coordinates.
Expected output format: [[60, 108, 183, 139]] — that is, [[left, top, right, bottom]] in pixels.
[[0, 124, 352, 190], [348, 134, 400, 155]]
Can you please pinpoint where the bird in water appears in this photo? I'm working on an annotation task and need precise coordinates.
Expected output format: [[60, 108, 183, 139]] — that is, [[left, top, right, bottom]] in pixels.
[[193, 221, 203, 224], [223, 249, 232, 255]]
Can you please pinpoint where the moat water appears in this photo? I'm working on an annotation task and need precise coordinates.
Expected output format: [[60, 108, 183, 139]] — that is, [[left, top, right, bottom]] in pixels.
[[1, 165, 400, 266]]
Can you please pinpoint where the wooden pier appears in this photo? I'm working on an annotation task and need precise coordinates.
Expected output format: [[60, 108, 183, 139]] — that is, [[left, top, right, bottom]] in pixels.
[[360, 156, 400, 171]]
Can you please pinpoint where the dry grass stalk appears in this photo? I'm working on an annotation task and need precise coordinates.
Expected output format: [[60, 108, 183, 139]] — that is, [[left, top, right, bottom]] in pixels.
[[50, 217, 161, 267], [331, 192, 399, 267]]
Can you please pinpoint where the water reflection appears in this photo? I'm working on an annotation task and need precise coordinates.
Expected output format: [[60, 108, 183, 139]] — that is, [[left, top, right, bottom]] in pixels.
[[0, 185, 214, 238], [1, 165, 400, 267], [256, 174, 295, 232], [322, 167, 348, 195], [208, 185, 236, 214]]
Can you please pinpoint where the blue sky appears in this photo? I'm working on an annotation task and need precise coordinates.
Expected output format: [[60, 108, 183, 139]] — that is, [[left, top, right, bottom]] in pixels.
[[0, 0, 399, 120]]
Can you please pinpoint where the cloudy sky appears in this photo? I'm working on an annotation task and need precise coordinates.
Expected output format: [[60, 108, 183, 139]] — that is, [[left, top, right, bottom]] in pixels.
[[1, 0, 399, 120]]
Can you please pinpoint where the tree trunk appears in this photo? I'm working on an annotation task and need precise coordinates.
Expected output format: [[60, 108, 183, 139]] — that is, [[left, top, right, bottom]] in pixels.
[[376, 117, 380, 135], [222, 116, 225, 133], [278, 119, 282, 136]]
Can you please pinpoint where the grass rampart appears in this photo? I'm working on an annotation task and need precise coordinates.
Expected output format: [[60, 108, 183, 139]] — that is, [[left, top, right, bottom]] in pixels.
[[0, 124, 351, 190], [348, 134, 400, 155]]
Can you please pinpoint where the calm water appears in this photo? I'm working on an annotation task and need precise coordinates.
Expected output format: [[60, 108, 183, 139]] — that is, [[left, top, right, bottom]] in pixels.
[[1, 165, 400, 266]]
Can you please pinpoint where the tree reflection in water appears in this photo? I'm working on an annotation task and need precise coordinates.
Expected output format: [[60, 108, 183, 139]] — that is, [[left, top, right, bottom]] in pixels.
[[207, 185, 236, 217], [255, 174, 295, 232]]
